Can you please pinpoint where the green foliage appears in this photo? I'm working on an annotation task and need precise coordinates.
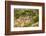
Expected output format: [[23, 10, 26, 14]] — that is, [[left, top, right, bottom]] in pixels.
[[14, 9, 33, 18]]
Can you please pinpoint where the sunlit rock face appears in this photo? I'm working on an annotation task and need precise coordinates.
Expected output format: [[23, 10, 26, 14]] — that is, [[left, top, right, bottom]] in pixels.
[[14, 16, 32, 27]]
